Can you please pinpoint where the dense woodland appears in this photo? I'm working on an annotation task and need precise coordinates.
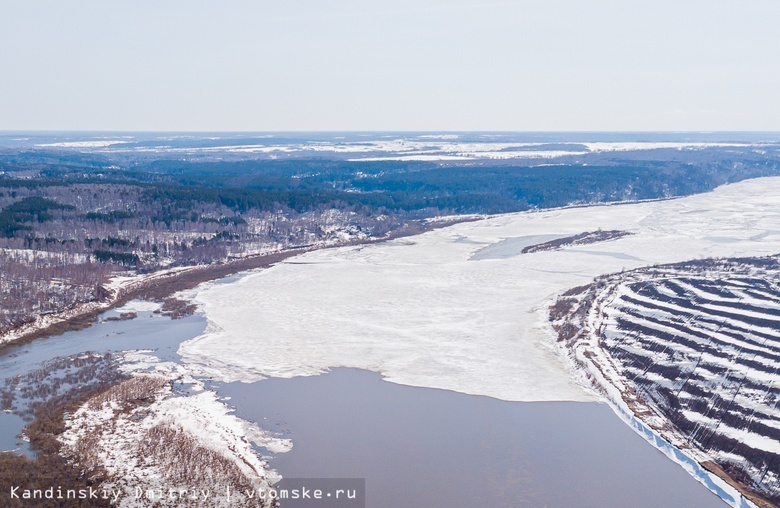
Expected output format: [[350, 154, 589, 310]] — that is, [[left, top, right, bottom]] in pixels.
[[0, 144, 779, 334]]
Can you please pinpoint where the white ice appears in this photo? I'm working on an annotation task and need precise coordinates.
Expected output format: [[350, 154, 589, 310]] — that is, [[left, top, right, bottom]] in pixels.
[[179, 177, 780, 402], [113, 299, 162, 313]]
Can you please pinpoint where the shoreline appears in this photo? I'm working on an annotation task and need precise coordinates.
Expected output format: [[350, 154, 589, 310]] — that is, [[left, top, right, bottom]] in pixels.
[[551, 259, 779, 508], [5, 189, 774, 505], [0, 191, 689, 353], [0, 216, 481, 505], [0, 215, 481, 355], [2, 190, 687, 354]]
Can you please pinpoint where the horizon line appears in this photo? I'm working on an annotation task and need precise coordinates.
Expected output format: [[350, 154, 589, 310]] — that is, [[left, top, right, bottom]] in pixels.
[[3, 129, 780, 135]]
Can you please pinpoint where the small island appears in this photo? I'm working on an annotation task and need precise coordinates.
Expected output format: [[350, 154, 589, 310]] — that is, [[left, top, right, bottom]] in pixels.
[[522, 229, 634, 253]]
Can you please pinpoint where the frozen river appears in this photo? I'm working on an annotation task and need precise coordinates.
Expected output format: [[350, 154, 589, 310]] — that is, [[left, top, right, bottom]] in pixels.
[[181, 177, 780, 404]]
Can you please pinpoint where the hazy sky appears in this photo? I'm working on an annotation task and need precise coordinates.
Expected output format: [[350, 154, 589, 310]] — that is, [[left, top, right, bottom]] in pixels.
[[1, 0, 778, 131]]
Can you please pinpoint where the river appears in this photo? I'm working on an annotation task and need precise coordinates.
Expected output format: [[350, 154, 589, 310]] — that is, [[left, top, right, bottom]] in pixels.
[[0, 304, 727, 507]]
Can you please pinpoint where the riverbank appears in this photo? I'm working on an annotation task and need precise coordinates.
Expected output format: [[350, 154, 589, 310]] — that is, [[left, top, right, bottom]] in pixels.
[[550, 258, 779, 508], [0, 308, 288, 507], [58, 350, 286, 508], [0, 216, 484, 505], [174, 178, 780, 507], [0, 216, 481, 355], [214, 368, 726, 508], [8, 176, 780, 506]]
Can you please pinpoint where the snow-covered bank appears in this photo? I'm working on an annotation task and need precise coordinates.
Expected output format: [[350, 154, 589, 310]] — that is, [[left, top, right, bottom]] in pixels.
[[550, 257, 780, 507], [612, 399, 759, 508], [180, 177, 780, 402], [0, 267, 195, 349], [58, 351, 291, 507]]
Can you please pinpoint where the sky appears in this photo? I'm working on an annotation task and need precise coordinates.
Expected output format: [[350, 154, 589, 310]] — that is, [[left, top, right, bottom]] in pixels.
[[1, 0, 779, 132]]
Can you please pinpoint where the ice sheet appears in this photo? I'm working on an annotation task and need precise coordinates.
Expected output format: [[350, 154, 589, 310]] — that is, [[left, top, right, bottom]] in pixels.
[[179, 177, 780, 402]]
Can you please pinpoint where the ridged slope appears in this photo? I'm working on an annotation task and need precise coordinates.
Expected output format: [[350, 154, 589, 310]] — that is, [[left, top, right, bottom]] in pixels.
[[553, 256, 780, 506]]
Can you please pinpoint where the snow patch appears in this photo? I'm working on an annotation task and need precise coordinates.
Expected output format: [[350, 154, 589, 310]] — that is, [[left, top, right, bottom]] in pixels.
[[113, 299, 162, 313], [58, 351, 290, 507]]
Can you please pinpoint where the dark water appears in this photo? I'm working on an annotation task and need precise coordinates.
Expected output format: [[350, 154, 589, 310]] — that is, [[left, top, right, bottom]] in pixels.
[[0, 411, 27, 456], [0, 308, 730, 507], [215, 369, 727, 508], [469, 234, 566, 260], [0, 308, 206, 455]]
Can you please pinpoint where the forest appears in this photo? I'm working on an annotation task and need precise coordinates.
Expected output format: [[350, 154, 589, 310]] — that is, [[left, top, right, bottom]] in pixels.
[[0, 143, 778, 336]]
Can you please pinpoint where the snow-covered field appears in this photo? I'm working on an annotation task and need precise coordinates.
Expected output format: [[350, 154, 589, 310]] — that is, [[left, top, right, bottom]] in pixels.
[[30, 134, 768, 162], [133, 140, 762, 161], [179, 177, 780, 402]]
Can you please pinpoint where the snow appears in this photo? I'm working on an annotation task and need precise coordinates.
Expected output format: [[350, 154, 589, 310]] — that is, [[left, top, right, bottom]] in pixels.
[[609, 398, 760, 508], [353, 154, 474, 161], [36, 140, 131, 148], [113, 300, 162, 313], [582, 142, 749, 152], [178, 177, 780, 402], [681, 410, 780, 454], [0, 248, 89, 263], [79, 137, 765, 162], [558, 254, 780, 505], [352, 150, 584, 161], [59, 351, 290, 507]]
